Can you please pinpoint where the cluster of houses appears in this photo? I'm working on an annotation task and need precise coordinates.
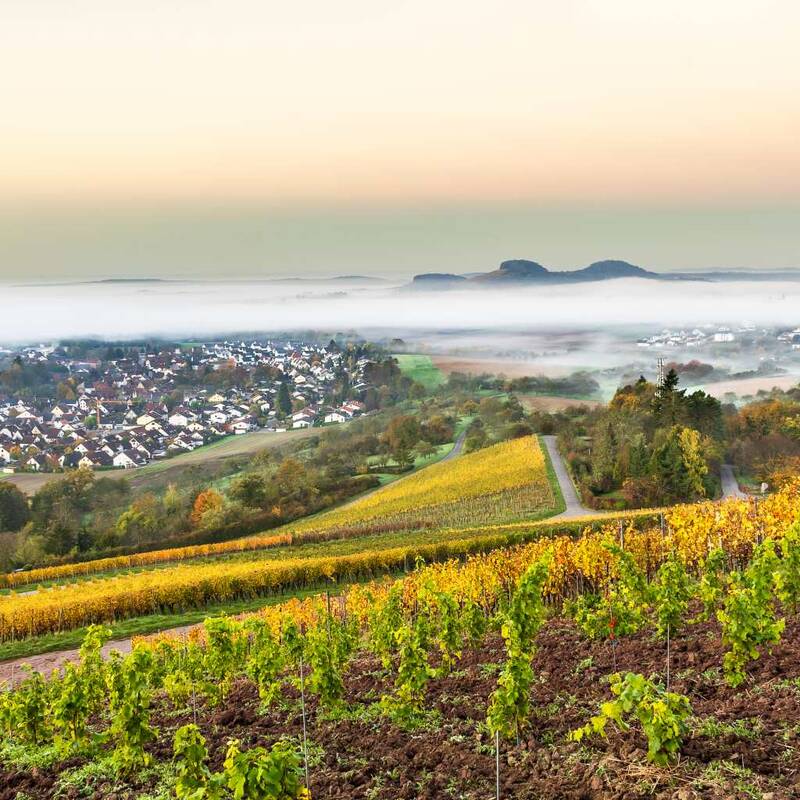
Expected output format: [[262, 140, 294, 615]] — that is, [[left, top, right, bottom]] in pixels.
[[636, 324, 800, 352], [777, 328, 800, 350], [0, 340, 371, 473], [635, 323, 765, 349]]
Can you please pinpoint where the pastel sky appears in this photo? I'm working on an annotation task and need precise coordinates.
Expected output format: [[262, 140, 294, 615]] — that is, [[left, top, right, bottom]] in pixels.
[[1, 0, 799, 279]]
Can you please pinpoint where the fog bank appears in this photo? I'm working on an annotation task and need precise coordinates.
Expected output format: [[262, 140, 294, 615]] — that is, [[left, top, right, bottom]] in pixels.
[[1, 279, 799, 343]]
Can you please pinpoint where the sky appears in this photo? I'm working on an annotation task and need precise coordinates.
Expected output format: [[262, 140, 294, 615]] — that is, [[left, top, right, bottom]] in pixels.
[[1, 0, 799, 280]]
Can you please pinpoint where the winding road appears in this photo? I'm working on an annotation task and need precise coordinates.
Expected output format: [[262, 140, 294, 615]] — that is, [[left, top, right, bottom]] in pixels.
[[541, 435, 594, 518], [0, 438, 758, 687], [720, 464, 748, 499], [441, 429, 467, 462]]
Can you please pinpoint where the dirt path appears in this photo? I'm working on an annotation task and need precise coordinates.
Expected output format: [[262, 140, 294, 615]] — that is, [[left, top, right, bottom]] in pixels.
[[0, 623, 200, 688], [541, 435, 594, 518], [0, 430, 473, 684]]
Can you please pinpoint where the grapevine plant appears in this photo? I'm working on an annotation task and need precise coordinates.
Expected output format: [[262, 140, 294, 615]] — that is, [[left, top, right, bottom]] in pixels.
[[571, 545, 649, 640], [380, 618, 434, 724], [173, 723, 310, 800], [107, 645, 158, 774], [486, 620, 534, 742], [570, 672, 692, 765], [486, 556, 551, 742]]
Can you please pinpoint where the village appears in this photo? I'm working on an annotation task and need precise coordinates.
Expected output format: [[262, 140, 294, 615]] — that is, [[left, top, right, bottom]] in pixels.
[[0, 339, 371, 473], [635, 323, 800, 350]]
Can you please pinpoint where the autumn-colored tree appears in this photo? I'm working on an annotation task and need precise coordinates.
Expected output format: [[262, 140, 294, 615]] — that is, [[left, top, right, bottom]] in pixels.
[[190, 489, 224, 527]]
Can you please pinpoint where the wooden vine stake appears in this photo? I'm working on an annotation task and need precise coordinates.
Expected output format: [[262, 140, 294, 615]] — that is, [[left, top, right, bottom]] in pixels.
[[495, 729, 500, 800], [666, 622, 671, 691], [299, 655, 310, 790]]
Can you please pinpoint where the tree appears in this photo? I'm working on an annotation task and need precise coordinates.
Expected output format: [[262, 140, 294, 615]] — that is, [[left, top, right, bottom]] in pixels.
[[409, 382, 426, 401], [30, 469, 95, 554], [649, 426, 708, 504], [190, 489, 224, 527], [422, 415, 454, 444], [590, 420, 617, 492], [228, 473, 268, 508], [414, 440, 436, 461], [677, 427, 708, 498], [56, 381, 77, 401], [655, 368, 684, 425], [383, 415, 421, 465], [0, 483, 30, 532], [115, 494, 160, 546], [277, 382, 292, 417]]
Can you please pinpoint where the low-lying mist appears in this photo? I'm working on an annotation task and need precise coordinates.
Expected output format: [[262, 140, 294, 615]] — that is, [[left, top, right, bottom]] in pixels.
[[1, 278, 799, 344]]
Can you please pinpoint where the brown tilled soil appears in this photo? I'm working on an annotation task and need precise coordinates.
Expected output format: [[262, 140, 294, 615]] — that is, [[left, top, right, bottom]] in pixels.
[[2, 615, 800, 799]]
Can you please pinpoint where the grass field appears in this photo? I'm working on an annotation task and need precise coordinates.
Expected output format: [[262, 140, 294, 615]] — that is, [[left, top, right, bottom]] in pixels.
[[393, 353, 445, 390], [0, 427, 317, 495]]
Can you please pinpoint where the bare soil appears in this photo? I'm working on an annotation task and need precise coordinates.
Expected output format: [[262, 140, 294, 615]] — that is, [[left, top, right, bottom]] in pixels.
[[3, 613, 800, 799]]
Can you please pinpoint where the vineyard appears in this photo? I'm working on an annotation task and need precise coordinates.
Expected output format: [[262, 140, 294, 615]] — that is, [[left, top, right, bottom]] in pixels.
[[0, 467, 792, 645], [1, 482, 800, 798], [0, 435, 557, 594], [281, 435, 557, 536]]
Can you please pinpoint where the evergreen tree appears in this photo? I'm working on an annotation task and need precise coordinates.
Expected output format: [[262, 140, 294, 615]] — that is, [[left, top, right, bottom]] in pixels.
[[591, 420, 617, 492], [277, 381, 292, 417], [649, 425, 708, 503], [0, 483, 30, 532]]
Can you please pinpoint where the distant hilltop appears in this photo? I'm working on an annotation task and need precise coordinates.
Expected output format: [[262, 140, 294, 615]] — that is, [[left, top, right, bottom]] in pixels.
[[407, 259, 696, 289], [407, 259, 800, 290]]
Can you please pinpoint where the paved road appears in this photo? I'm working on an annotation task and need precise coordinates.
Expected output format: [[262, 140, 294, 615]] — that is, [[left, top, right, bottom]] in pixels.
[[720, 464, 748, 499], [441, 429, 467, 462], [541, 435, 593, 518]]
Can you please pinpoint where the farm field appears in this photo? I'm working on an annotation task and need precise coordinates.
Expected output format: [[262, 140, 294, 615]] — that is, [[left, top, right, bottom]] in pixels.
[[0, 507, 668, 663], [0, 436, 562, 644], [393, 353, 445, 390], [688, 373, 800, 400], [518, 394, 602, 411], [5, 614, 798, 799], [1, 482, 800, 799], [0, 425, 472, 594], [431, 354, 576, 379]]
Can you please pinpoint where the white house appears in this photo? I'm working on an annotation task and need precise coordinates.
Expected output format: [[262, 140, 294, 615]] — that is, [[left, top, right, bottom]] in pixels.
[[26, 455, 46, 471], [168, 411, 192, 427], [113, 450, 144, 469]]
